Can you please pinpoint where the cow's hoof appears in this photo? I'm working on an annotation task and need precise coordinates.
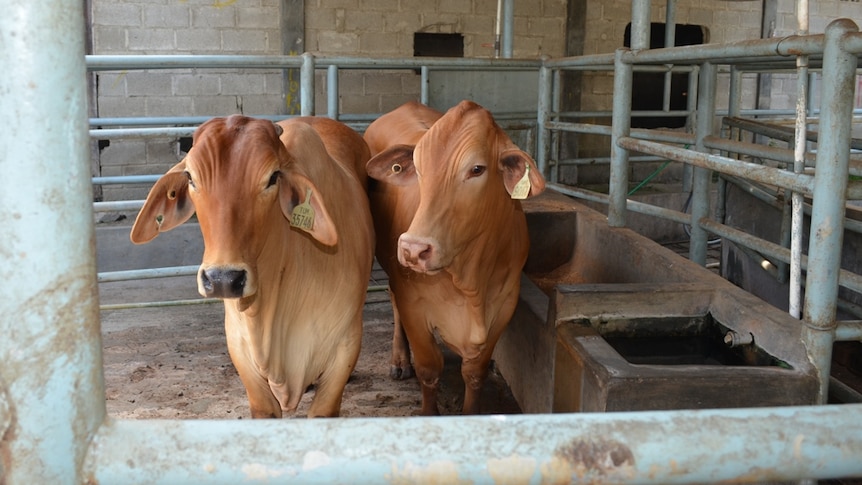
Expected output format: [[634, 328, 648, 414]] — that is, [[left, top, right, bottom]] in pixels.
[[389, 365, 414, 380]]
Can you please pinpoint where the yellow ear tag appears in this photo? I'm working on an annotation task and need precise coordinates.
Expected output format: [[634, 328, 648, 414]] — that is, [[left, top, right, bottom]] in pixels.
[[290, 188, 315, 231], [510, 165, 531, 200]]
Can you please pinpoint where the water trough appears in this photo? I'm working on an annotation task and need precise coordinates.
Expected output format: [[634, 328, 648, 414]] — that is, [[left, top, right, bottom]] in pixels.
[[494, 191, 818, 414]]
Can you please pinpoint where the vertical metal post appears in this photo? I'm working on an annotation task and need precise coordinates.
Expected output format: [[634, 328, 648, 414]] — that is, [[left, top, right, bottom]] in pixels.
[[327, 64, 338, 119], [420, 66, 429, 105], [550, 68, 562, 183], [682, 64, 699, 194], [802, 18, 858, 404], [536, 62, 553, 178], [789, 0, 810, 318], [501, 0, 514, 58], [0, 2, 106, 483], [662, 0, 677, 111], [609, 49, 633, 227], [300, 52, 315, 116], [689, 61, 716, 266], [630, 0, 651, 50]]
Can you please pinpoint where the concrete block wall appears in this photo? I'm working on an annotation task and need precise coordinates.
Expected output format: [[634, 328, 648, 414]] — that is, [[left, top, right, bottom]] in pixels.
[[89, 0, 859, 201], [89, 0, 567, 202]]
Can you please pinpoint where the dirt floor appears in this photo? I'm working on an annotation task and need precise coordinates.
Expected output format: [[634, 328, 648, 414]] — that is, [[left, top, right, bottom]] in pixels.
[[98, 265, 521, 419]]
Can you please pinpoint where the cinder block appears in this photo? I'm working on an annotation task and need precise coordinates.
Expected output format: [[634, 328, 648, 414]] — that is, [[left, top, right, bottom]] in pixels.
[[145, 96, 195, 117], [100, 140, 148, 167], [126, 72, 173, 96], [193, 95, 243, 116], [94, 3, 142, 27], [191, 6, 237, 28], [175, 29, 222, 52], [97, 96, 146, 117], [143, 5, 190, 28], [220, 72, 268, 95], [93, 26, 128, 52], [127, 28, 175, 51], [173, 74, 221, 96], [222, 30, 273, 53], [238, 7, 281, 29]]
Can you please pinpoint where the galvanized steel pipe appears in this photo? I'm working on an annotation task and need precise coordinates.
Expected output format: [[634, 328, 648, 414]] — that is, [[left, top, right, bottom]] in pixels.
[[802, 18, 859, 403], [608, 49, 634, 227], [0, 2, 106, 483], [83, 405, 862, 484]]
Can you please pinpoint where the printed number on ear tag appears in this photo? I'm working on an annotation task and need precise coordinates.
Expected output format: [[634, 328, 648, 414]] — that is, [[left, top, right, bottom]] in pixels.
[[290, 188, 315, 231], [510, 165, 531, 200]]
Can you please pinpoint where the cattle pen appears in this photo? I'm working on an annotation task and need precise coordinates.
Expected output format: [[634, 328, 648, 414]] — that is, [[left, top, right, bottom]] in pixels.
[[3, 1, 862, 484]]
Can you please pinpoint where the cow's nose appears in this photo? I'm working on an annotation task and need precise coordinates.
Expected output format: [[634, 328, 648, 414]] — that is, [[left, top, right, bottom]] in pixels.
[[200, 268, 247, 298], [398, 236, 434, 270]]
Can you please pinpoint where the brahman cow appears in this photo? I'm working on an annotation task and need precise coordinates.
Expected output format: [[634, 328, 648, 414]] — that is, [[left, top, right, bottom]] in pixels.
[[365, 100, 545, 415], [131, 115, 374, 418]]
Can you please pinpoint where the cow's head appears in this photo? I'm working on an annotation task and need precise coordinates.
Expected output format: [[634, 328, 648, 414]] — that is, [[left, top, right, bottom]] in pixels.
[[130, 115, 338, 300], [392, 100, 545, 274]]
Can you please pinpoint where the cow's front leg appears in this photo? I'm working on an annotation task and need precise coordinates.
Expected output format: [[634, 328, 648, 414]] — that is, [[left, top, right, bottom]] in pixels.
[[389, 291, 413, 380], [460, 352, 492, 415], [401, 324, 443, 415]]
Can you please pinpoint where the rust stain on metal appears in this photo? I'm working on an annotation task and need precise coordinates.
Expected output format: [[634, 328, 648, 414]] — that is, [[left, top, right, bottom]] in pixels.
[[387, 461, 472, 485], [487, 454, 537, 484], [541, 438, 636, 483]]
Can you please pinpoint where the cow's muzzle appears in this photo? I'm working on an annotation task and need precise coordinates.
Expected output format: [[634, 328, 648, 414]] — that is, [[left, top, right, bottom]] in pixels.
[[397, 234, 441, 274], [199, 267, 248, 299]]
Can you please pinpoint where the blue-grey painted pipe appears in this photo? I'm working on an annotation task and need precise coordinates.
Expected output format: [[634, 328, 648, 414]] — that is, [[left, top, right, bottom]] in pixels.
[[802, 19, 859, 404], [420, 66, 429, 104], [98, 266, 200, 283], [300, 53, 314, 116], [93, 200, 145, 213], [501, 0, 513, 58], [608, 49, 633, 227], [836, 321, 862, 341], [689, 61, 717, 266], [91, 126, 196, 139], [87, 54, 541, 71], [0, 2, 106, 483], [630, 0, 650, 50], [536, 63, 552, 177], [327, 64, 338, 119], [93, 175, 161, 185], [84, 404, 862, 484], [617, 137, 815, 196]]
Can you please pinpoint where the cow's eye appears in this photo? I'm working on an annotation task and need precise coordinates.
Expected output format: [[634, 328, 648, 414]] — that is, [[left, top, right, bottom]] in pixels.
[[469, 165, 486, 177], [266, 171, 280, 188], [184, 171, 196, 190]]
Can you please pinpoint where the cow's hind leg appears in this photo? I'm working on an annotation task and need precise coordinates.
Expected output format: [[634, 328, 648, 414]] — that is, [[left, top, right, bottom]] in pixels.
[[389, 291, 413, 380]]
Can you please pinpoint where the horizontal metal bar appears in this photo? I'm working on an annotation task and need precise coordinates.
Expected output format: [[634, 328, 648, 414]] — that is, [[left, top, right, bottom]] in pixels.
[[618, 32, 829, 65], [547, 183, 693, 225], [835, 320, 862, 341], [100, 298, 219, 311], [557, 155, 668, 166], [91, 127, 195, 139], [699, 218, 862, 295], [85, 404, 862, 484], [97, 266, 199, 283], [546, 121, 695, 145], [90, 115, 287, 127], [617, 137, 815, 195], [92, 175, 160, 185], [93, 200, 144, 212], [86, 54, 541, 72]]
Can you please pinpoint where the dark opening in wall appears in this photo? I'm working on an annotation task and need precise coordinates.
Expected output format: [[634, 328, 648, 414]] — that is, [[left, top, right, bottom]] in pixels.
[[624, 23, 706, 129], [414, 33, 464, 58]]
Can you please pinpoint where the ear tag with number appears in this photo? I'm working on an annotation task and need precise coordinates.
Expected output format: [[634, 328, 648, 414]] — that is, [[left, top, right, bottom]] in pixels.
[[510, 165, 531, 200], [290, 188, 315, 231]]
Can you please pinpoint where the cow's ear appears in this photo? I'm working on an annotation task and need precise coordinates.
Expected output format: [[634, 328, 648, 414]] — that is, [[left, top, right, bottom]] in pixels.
[[130, 163, 195, 244], [279, 172, 338, 247], [500, 149, 546, 199], [366, 145, 417, 185]]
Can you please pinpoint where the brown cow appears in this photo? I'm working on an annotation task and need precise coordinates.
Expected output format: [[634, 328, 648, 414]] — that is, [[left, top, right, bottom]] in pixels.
[[365, 100, 545, 415], [130, 115, 374, 418], [364, 101, 443, 381]]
